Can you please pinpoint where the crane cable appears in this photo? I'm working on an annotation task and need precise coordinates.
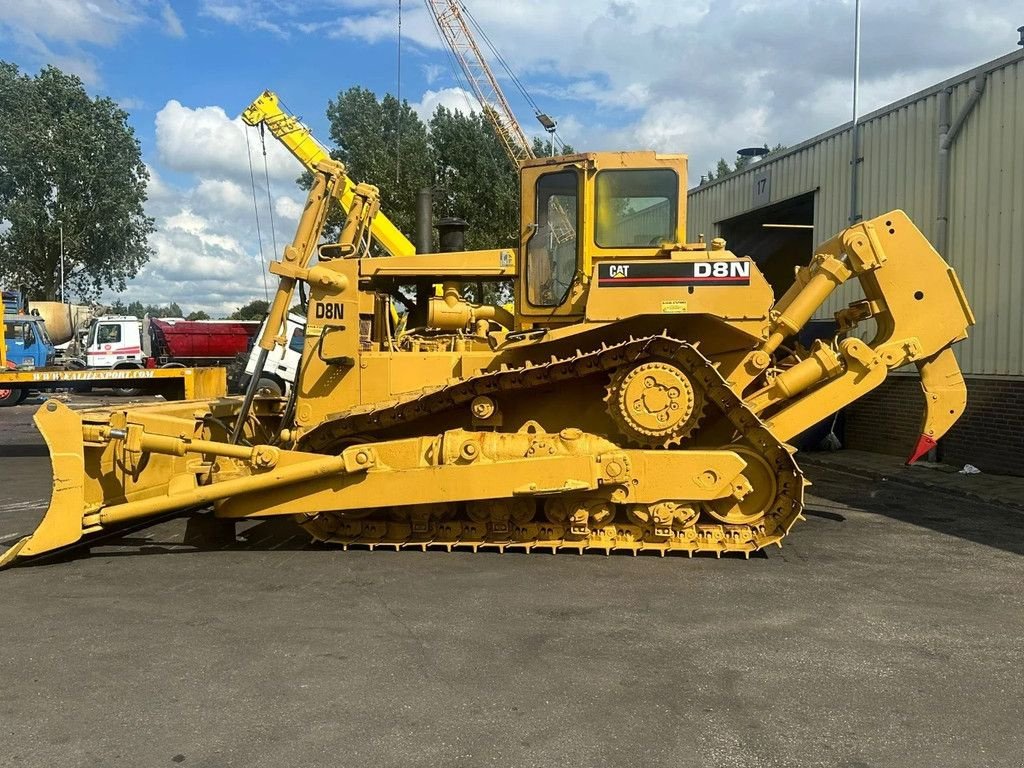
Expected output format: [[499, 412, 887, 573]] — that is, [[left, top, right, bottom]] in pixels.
[[396, 0, 403, 186], [422, 0, 534, 175], [258, 123, 280, 267], [243, 127, 271, 303], [459, 1, 568, 151]]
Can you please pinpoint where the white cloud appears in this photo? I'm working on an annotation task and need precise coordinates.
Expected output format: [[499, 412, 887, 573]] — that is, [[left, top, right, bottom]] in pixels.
[[106, 112, 307, 316], [110, 174, 303, 316], [193, 178, 252, 214], [422, 63, 444, 86], [200, 1, 287, 37], [275, 196, 304, 221], [0, 0, 141, 46], [154, 100, 303, 185], [0, 0, 144, 83], [410, 87, 476, 122], [327, 0, 1020, 181], [161, 2, 185, 38], [117, 96, 147, 111]]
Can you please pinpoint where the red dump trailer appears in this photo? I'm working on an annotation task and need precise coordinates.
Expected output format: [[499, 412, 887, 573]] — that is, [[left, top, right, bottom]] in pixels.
[[145, 318, 260, 368]]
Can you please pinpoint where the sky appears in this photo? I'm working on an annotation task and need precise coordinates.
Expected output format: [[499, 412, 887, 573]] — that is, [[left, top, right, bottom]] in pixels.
[[0, 0, 1020, 316]]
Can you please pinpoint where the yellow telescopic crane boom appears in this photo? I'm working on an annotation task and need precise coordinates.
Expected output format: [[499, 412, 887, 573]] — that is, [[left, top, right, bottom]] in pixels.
[[242, 91, 416, 258]]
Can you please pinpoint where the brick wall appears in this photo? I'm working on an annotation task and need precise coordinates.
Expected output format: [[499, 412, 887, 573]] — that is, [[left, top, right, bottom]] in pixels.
[[844, 375, 1024, 476], [844, 376, 922, 457]]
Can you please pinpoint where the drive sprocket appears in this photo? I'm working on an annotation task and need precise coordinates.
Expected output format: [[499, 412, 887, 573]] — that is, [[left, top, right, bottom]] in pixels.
[[605, 360, 705, 447]]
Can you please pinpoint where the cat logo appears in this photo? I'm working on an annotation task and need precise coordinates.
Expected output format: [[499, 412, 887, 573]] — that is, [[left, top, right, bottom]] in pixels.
[[607, 264, 630, 278]]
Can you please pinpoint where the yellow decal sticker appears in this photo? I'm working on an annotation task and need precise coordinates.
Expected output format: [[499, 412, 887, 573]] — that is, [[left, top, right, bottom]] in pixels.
[[660, 300, 688, 314]]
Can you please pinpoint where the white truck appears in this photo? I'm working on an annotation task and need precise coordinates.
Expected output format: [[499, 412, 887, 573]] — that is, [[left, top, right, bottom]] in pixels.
[[241, 313, 306, 396]]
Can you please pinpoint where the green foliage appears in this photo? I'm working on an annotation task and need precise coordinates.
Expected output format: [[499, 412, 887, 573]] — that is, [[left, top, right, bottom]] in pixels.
[[531, 136, 574, 159], [325, 87, 432, 241], [117, 300, 184, 318], [186, 310, 211, 321], [429, 106, 519, 250], [321, 87, 574, 253], [0, 62, 154, 301], [231, 299, 269, 321]]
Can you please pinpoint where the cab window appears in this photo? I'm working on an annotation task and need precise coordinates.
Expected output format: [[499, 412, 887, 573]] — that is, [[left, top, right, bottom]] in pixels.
[[288, 327, 305, 354], [526, 171, 578, 307], [4, 322, 24, 344], [595, 169, 678, 248], [97, 324, 122, 344]]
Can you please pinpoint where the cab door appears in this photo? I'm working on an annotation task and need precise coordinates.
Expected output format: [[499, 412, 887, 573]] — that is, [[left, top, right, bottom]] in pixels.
[[517, 162, 585, 326], [4, 320, 30, 366], [22, 323, 46, 368]]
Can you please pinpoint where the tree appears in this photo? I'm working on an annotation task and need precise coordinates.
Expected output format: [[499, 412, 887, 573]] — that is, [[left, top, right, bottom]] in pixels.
[[150, 302, 183, 318], [231, 299, 269, 320], [0, 63, 154, 301], [321, 88, 576, 255], [530, 136, 574, 159], [186, 310, 210, 321], [117, 301, 185, 318], [429, 106, 519, 250], [324, 87, 433, 241]]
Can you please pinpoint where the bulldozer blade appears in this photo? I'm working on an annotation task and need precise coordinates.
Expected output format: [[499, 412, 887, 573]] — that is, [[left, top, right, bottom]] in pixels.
[[907, 347, 968, 464], [0, 401, 89, 568]]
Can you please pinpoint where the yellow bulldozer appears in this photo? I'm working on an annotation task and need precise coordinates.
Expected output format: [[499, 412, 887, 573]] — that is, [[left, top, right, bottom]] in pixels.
[[1, 147, 975, 567]]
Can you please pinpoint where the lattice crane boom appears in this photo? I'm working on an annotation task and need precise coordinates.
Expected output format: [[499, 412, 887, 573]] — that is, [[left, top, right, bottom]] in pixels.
[[424, 0, 578, 245], [425, 0, 535, 165]]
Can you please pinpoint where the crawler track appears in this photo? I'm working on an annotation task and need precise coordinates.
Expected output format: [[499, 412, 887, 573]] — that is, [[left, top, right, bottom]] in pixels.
[[298, 335, 805, 557]]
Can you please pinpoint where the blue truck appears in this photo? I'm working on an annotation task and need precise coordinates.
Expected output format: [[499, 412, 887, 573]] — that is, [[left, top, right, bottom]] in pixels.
[[2, 289, 58, 406]]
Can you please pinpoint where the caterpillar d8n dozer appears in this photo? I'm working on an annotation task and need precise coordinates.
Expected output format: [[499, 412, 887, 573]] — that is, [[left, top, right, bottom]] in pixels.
[[0, 150, 975, 567]]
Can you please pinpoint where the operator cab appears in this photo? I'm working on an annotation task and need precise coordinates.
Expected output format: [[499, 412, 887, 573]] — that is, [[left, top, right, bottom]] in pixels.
[[518, 151, 688, 325]]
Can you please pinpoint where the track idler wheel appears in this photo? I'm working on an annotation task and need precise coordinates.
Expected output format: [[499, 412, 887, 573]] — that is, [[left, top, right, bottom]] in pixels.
[[606, 360, 704, 447], [704, 447, 777, 525]]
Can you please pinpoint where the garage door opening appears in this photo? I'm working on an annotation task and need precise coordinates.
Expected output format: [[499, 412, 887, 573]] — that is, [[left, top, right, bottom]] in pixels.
[[717, 192, 815, 298]]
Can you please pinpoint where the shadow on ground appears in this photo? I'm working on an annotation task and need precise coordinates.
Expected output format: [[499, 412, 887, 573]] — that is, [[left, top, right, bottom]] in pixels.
[[804, 465, 1024, 556]]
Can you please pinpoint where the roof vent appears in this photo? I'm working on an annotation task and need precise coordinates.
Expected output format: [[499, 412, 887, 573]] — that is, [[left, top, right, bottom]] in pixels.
[[1018, 25, 1024, 46]]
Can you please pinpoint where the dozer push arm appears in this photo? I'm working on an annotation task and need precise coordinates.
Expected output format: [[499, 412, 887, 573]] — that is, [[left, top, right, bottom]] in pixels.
[[232, 158, 379, 443], [746, 210, 974, 461], [242, 91, 416, 258]]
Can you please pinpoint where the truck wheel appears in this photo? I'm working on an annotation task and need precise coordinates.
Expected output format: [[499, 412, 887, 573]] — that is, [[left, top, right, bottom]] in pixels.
[[112, 364, 144, 397], [0, 387, 26, 407], [255, 377, 283, 396]]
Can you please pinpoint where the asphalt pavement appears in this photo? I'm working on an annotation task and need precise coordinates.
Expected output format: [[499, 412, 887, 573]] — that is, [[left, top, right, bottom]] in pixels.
[[1, 396, 1022, 767]]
